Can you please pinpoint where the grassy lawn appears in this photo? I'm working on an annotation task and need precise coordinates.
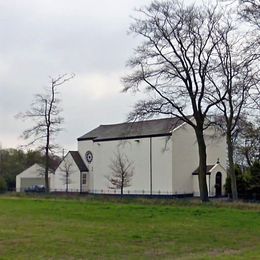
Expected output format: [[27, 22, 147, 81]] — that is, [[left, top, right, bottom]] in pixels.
[[0, 196, 259, 259]]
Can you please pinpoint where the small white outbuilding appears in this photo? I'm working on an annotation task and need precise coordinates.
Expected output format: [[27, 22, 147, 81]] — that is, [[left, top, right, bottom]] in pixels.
[[16, 163, 54, 192]]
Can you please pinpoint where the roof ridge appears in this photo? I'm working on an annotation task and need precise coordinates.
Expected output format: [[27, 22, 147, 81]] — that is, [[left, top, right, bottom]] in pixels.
[[78, 116, 188, 141], [98, 117, 178, 127]]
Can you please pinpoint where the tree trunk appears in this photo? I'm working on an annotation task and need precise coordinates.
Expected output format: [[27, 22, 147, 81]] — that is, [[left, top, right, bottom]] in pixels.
[[44, 149, 49, 193], [66, 172, 68, 193], [245, 149, 252, 167], [195, 128, 209, 202], [226, 132, 238, 200], [44, 134, 50, 193]]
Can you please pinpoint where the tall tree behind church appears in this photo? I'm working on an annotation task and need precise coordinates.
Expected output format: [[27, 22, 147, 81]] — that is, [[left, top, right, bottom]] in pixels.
[[123, 1, 233, 202], [209, 13, 259, 200]]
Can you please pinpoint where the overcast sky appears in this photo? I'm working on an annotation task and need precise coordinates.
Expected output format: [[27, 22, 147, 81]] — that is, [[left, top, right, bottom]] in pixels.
[[0, 0, 156, 152], [1, 0, 231, 153]]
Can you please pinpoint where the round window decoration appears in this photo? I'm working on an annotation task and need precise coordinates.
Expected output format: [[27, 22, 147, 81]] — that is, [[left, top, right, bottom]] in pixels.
[[85, 151, 93, 163]]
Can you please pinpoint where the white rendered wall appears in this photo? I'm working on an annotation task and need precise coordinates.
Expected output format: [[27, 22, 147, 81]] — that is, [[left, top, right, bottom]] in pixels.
[[94, 139, 150, 193], [78, 136, 173, 194], [151, 136, 173, 194], [172, 123, 227, 195], [52, 153, 81, 192], [193, 175, 200, 197], [78, 140, 95, 192], [204, 127, 227, 169], [193, 175, 212, 197], [172, 124, 197, 194]]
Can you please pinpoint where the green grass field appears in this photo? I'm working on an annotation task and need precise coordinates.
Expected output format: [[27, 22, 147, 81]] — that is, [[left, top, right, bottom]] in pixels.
[[0, 196, 259, 259]]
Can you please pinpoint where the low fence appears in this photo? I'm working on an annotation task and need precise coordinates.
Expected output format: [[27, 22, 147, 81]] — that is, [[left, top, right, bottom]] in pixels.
[[51, 188, 192, 196], [46, 190, 194, 200], [13, 188, 192, 198], [7, 187, 260, 201]]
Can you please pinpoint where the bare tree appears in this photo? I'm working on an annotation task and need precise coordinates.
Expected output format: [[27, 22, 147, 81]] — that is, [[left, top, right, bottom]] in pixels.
[[239, 0, 260, 111], [59, 157, 75, 192], [234, 120, 260, 166], [123, 1, 230, 202], [220, 1, 260, 111], [18, 74, 74, 192], [239, 0, 260, 29], [106, 151, 134, 195], [207, 15, 259, 199]]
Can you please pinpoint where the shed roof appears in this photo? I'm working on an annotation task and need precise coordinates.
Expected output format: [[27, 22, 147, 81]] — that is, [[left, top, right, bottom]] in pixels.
[[192, 165, 216, 175], [78, 117, 187, 142]]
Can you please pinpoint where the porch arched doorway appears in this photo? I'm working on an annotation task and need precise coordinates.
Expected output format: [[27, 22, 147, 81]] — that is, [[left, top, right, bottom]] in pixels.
[[215, 172, 222, 197]]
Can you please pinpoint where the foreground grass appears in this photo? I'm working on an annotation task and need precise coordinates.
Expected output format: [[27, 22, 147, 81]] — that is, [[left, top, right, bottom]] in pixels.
[[0, 196, 259, 259]]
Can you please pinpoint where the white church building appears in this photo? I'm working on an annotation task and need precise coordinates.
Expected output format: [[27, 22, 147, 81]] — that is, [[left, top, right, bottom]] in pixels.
[[51, 117, 227, 197]]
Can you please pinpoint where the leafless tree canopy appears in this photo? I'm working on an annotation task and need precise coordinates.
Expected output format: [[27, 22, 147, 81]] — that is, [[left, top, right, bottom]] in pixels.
[[209, 10, 259, 199], [212, 22, 258, 118], [239, 0, 260, 29], [238, 0, 260, 111], [123, 1, 230, 126], [106, 151, 134, 195], [234, 120, 260, 166], [122, 0, 237, 201], [18, 74, 74, 148]]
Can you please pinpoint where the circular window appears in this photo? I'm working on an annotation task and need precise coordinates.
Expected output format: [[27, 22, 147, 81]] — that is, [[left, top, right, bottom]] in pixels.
[[85, 151, 93, 163]]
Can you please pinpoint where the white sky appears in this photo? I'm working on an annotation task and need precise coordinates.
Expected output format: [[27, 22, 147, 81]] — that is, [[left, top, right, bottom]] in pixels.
[[0, 0, 153, 152], [0, 0, 233, 153]]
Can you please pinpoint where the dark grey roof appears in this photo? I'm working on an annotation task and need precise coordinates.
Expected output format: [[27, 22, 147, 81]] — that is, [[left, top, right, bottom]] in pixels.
[[192, 165, 216, 175], [78, 117, 187, 142], [69, 151, 88, 172]]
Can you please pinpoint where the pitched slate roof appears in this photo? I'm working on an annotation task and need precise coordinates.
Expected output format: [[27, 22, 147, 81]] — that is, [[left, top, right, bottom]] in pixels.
[[69, 151, 88, 172], [78, 117, 187, 142]]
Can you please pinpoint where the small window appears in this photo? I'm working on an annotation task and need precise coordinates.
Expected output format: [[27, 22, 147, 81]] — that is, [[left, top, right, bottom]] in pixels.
[[82, 173, 87, 185]]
